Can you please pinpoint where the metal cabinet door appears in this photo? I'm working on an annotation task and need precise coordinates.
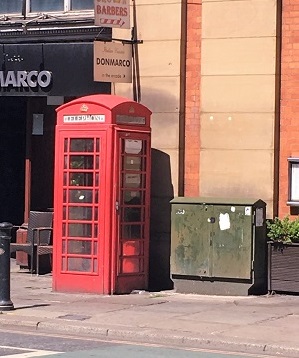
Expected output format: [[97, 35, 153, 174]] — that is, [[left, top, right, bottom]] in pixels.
[[171, 204, 212, 276], [211, 205, 253, 279]]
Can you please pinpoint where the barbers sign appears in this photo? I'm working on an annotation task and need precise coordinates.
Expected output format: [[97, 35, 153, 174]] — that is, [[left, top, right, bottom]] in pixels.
[[0, 70, 52, 88], [94, 0, 130, 29]]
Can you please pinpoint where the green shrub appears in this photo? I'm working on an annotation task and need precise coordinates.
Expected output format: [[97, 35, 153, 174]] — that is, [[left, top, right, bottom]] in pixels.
[[267, 216, 299, 244]]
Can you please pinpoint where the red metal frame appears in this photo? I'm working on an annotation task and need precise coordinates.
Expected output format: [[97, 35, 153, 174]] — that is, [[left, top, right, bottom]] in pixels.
[[112, 131, 151, 294], [53, 95, 151, 294]]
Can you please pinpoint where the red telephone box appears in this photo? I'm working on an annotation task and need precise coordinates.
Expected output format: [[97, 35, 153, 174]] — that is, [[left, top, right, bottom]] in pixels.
[[52, 95, 151, 294]]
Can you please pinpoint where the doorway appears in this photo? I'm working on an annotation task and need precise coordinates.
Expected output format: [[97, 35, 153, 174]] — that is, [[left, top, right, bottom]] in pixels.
[[0, 96, 56, 226], [0, 97, 26, 225]]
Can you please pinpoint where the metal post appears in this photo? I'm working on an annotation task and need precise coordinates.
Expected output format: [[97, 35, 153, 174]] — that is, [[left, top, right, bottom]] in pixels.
[[0, 222, 14, 311]]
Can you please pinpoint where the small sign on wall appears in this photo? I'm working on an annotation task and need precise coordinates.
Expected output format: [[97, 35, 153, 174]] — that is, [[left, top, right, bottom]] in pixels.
[[32, 114, 44, 135], [94, 41, 132, 83], [94, 0, 130, 29]]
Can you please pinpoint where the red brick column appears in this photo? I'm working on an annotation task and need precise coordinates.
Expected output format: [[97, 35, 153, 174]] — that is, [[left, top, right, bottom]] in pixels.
[[279, 0, 299, 217], [184, 0, 202, 196]]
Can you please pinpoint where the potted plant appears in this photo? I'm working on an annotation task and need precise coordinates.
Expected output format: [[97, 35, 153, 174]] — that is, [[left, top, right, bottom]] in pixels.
[[267, 216, 299, 293]]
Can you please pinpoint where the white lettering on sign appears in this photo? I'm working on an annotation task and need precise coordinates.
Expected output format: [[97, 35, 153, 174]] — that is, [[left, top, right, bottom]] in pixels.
[[0, 70, 52, 88], [63, 115, 105, 123]]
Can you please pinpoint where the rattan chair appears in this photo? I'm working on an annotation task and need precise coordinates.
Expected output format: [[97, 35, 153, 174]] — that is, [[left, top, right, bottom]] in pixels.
[[10, 211, 53, 274]]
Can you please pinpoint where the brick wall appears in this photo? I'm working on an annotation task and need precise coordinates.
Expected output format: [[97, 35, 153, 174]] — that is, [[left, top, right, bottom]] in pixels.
[[184, 0, 202, 196], [279, 0, 299, 217]]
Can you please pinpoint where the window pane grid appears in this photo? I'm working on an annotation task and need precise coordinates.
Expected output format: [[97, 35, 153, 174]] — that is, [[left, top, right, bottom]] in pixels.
[[60, 136, 101, 275]]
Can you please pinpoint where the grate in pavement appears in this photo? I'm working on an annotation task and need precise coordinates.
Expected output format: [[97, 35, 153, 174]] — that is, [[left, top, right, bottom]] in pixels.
[[57, 314, 91, 321]]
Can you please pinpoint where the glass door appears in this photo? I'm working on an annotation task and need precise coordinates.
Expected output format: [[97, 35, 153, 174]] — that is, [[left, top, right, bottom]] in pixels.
[[115, 133, 150, 293]]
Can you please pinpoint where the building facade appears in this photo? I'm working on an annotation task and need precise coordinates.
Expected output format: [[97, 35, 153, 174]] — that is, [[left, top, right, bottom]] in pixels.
[[0, 1, 110, 226], [1, 0, 298, 290]]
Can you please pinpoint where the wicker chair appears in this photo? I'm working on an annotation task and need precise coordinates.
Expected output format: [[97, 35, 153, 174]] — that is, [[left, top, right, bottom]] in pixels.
[[10, 211, 53, 275]]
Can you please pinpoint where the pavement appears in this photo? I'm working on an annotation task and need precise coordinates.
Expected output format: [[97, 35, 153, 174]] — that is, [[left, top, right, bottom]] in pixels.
[[1, 260, 299, 358]]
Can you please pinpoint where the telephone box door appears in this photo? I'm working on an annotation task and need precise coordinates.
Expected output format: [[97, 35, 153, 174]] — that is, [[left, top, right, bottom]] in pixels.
[[53, 131, 108, 293], [114, 132, 151, 293]]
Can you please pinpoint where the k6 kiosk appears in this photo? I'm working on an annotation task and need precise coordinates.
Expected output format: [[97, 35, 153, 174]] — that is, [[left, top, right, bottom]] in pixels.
[[53, 95, 151, 294]]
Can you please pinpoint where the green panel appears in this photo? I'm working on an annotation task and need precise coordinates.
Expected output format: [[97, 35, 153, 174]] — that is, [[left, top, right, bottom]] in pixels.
[[170, 204, 212, 276], [211, 205, 252, 279]]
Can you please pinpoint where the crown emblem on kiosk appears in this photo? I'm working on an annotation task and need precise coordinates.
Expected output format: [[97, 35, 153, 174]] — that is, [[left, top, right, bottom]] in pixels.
[[80, 104, 89, 112], [129, 106, 135, 114]]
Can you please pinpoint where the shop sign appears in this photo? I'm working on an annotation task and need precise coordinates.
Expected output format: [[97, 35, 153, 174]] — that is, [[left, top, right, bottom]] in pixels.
[[63, 115, 105, 123], [94, 0, 130, 29], [0, 70, 52, 88], [94, 41, 132, 83]]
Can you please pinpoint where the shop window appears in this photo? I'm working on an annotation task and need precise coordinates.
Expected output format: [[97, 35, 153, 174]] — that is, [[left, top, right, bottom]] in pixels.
[[29, 0, 93, 12], [287, 158, 299, 206], [0, 0, 22, 14], [0, 0, 94, 14]]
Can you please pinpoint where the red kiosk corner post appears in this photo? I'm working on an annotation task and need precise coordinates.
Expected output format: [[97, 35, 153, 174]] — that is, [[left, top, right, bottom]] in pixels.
[[52, 95, 151, 294]]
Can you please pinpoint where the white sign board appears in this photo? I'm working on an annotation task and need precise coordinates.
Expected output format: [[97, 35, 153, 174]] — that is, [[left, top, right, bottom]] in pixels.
[[94, 0, 130, 29], [63, 115, 105, 123], [94, 41, 132, 83]]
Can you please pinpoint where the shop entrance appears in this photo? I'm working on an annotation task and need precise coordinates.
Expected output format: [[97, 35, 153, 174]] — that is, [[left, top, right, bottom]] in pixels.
[[0, 97, 26, 225], [0, 96, 56, 230]]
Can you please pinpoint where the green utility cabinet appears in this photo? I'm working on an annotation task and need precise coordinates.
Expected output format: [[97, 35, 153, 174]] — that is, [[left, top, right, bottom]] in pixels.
[[170, 197, 267, 295]]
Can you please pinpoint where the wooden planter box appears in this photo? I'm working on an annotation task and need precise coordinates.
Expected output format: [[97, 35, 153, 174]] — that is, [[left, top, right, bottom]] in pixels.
[[268, 242, 299, 293]]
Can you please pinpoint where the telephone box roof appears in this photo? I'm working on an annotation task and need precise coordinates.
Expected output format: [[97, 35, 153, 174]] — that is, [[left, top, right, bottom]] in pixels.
[[56, 94, 152, 115]]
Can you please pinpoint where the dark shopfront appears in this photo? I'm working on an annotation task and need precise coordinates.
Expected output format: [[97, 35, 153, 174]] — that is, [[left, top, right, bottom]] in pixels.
[[0, 37, 111, 227]]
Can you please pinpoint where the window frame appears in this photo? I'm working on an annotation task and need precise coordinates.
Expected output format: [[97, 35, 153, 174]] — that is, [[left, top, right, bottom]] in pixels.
[[26, 0, 93, 14], [287, 157, 299, 206]]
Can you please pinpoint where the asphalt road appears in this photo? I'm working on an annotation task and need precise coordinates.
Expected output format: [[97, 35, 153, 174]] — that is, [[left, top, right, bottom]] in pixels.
[[0, 327, 288, 358]]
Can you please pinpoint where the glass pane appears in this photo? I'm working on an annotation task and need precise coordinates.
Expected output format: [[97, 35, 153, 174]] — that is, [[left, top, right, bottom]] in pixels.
[[124, 139, 142, 154], [64, 155, 68, 169], [69, 189, 93, 203], [62, 257, 67, 271], [31, 0, 64, 11], [124, 191, 142, 204], [64, 138, 68, 152], [70, 155, 93, 169], [68, 257, 91, 272], [70, 138, 94, 152], [94, 208, 98, 221], [93, 259, 98, 273], [0, 0, 22, 13], [93, 241, 98, 255], [122, 241, 142, 256], [69, 206, 92, 220], [70, 172, 93, 186], [122, 224, 142, 239], [121, 258, 141, 273], [68, 223, 92, 237], [62, 240, 66, 254], [123, 173, 142, 188], [72, 0, 93, 10], [67, 240, 92, 254], [123, 156, 142, 171], [124, 207, 142, 222]]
